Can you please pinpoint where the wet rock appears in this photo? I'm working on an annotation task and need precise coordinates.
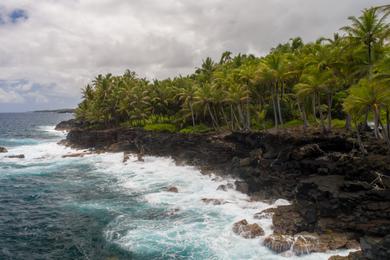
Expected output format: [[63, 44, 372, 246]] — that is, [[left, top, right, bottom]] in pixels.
[[293, 234, 324, 255], [201, 198, 224, 205], [263, 234, 294, 253], [62, 152, 88, 158], [320, 233, 349, 250], [254, 208, 275, 219], [217, 183, 234, 191], [235, 181, 249, 194], [0, 146, 7, 153], [328, 251, 364, 260], [123, 152, 130, 163], [291, 144, 324, 160], [232, 219, 264, 239], [272, 205, 307, 235], [167, 187, 178, 193], [7, 154, 24, 159], [346, 240, 360, 249]]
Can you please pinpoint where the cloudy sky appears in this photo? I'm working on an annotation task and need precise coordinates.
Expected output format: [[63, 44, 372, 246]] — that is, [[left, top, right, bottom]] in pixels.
[[0, 0, 387, 112]]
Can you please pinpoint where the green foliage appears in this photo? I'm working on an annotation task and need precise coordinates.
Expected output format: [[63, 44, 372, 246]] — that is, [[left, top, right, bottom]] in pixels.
[[144, 123, 177, 133], [74, 5, 390, 144]]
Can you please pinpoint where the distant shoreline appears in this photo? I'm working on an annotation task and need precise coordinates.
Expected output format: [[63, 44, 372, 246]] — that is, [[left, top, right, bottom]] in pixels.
[[33, 109, 75, 114]]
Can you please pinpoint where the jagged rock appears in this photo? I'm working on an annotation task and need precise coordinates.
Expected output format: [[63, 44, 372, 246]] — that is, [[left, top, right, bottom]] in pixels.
[[7, 154, 24, 159], [291, 144, 324, 160], [201, 198, 224, 205], [360, 235, 390, 260], [217, 183, 234, 191], [320, 233, 349, 250], [263, 234, 294, 253], [272, 205, 307, 235], [235, 181, 249, 194], [346, 240, 360, 249], [167, 187, 178, 193], [232, 219, 264, 239], [254, 208, 275, 219], [293, 234, 325, 255], [0, 146, 7, 153]]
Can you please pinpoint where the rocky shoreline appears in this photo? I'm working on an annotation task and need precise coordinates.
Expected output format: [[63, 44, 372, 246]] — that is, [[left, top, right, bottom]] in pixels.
[[57, 120, 390, 259]]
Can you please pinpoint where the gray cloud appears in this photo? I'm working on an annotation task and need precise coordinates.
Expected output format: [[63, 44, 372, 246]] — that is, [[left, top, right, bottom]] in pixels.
[[0, 0, 387, 111]]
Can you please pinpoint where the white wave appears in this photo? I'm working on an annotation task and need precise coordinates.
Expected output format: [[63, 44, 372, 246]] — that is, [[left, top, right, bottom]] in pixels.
[[89, 152, 353, 260], [0, 126, 354, 259], [36, 125, 68, 138]]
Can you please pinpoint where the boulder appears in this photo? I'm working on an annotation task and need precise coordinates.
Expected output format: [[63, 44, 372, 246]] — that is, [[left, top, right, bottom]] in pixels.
[[293, 234, 323, 255], [7, 154, 24, 159], [254, 208, 275, 219], [167, 187, 178, 193], [263, 234, 294, 253], [0, 146, 7, 153], [346, 240, 360, 250], [232, 219, 264, 239]]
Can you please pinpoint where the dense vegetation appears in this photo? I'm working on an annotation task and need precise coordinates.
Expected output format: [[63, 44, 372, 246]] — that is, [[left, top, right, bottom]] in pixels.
[[76, 6, 390, 153]]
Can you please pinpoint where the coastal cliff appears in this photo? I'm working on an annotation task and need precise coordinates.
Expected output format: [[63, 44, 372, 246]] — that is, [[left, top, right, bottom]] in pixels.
[[58, 121, 390, 259]]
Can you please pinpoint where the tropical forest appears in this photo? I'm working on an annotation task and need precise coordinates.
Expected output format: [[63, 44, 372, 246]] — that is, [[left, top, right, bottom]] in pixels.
[[75, 6, 390, 154]]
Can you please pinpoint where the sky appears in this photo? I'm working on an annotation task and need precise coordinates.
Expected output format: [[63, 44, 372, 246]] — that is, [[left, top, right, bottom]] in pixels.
[[0, 0, 388, 112]]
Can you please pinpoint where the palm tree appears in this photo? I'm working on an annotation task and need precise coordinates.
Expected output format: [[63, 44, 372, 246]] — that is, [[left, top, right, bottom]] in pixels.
[[341, 7, 390, 71], [258, 53, 290, 128], [194, 83, 220, 129], [176, 80, 197, 127], [344, 79, 390, 139]]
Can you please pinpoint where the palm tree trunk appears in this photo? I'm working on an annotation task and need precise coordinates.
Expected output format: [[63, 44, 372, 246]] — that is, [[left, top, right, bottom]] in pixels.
[[379, 120, 390, 153], [271, 87, 278, 129], [275, 83, 284, 126], [374, 106, 380, 139], [345, 114, 352, 131], [246, 98, 251, 130], [220, 105, 229, 128], [207, 103, 219, 129], [356, 122, 367, 155], [231, 104, 241, 130], [237, 104, 245, 129], [317, 93, 326, 133], [297, 101, 308, 130], [327, 93, 333, 131], [387, 108, 390, 140], [189, 102, 195, 127], [312, 94, 317, 123]]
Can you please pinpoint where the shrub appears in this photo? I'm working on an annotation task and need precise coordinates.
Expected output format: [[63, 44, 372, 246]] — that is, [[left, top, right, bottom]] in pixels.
[[144, 123, 177, 132]]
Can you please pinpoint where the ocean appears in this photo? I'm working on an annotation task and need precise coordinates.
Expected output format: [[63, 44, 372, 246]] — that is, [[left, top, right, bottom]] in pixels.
[[0, 112, 351, 260]]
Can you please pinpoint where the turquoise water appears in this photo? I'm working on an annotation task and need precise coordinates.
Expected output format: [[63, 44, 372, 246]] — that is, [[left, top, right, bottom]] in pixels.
[[0, 113, 351, 260]]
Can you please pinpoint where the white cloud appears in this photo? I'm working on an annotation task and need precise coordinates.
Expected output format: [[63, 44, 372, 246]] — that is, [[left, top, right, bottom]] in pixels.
[[0, 0, 388, 111], [0, 88, 24, 103]]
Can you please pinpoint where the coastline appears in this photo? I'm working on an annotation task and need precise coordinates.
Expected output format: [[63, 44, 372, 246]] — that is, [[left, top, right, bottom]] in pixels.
[[57, 120, 390, 259]]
